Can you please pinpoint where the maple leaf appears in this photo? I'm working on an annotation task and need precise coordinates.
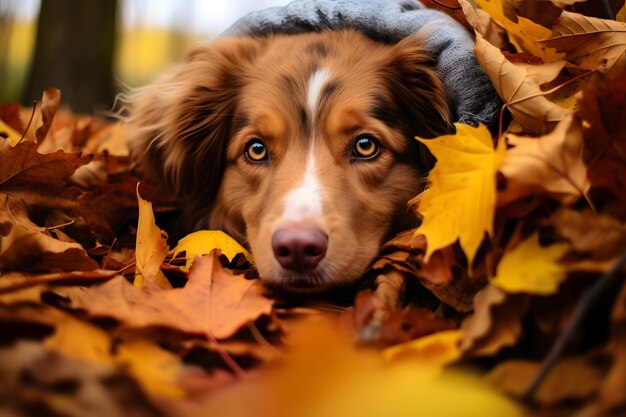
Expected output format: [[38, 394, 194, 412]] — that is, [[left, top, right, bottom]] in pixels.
[[491, 233, 569, 295], [541, 11, 626, 77], [60, 252, 274, 340], [134, 185, 170, 289], [413, 123, 506, 267], [474, 33, 573, 134], [0, 140, 91, 191], [170, 230, 253, 272], [498, 114, 590, 206], [578, 73, 626, 218], [474, 0, 562, 61]]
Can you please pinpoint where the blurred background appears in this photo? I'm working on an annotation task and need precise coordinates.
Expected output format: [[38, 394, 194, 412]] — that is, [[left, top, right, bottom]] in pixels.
[[0, 0, 291, 112]]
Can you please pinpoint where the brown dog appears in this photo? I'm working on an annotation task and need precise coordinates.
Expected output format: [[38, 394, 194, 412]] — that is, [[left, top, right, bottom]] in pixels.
[[128, 29, 451, 294]]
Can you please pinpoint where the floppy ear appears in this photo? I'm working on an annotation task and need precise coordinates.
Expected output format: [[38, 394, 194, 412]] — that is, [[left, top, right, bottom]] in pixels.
[[127, 37, 265, 208], [386, 34, 453, 139]]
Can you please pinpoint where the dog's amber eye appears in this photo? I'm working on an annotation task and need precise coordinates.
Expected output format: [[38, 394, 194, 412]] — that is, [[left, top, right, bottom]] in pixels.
[[353, 135, 380, 159], [245, 139, 269, 162]]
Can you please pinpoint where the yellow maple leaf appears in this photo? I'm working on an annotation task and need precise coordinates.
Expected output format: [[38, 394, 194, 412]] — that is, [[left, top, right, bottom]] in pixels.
[[491, 233, 569, 295], [135, 184, 171, 289], [170, 230, 253, 272], [414, 123, 506, 267]]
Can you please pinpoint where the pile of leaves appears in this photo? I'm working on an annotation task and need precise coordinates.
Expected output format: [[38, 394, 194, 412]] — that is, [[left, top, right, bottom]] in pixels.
[[1, 1, 626, 416]]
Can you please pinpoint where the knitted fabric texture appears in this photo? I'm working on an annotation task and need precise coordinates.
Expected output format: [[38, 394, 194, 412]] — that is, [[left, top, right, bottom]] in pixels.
[[223, 0, 500, 126]]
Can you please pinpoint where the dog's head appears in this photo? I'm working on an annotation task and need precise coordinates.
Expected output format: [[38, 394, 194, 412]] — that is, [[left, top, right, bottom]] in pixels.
[[128, 30, 451, 293]]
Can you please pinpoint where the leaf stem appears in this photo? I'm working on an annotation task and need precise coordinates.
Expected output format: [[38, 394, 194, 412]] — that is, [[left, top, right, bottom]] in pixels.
[[429, 0, 462, 10], [522, 249, 626, 403]]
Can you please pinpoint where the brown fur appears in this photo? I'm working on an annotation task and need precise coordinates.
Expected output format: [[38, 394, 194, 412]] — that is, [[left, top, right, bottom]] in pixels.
[[128, 30, 451, 293]]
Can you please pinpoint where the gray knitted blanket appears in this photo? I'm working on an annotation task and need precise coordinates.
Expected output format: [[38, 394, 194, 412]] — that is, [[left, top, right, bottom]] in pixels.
[[223, 0, 500, 127]]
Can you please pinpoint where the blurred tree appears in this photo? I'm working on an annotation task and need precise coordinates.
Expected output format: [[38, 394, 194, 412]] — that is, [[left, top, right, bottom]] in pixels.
[[22, 0, 117, 112]]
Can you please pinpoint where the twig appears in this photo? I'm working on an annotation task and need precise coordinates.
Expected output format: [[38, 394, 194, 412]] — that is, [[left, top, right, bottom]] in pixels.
[[102, 237, 117, 270], [522, 250, 626, 403]]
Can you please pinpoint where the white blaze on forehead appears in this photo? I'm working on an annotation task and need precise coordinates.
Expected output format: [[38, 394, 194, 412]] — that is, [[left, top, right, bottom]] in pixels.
[[307, 68, 331, 123], [279, 151, 324, 224]]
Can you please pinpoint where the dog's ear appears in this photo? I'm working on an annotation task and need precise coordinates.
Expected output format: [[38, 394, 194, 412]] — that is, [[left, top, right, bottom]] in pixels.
[[127, 37, 266, 208], [386, 34, 452, 139]]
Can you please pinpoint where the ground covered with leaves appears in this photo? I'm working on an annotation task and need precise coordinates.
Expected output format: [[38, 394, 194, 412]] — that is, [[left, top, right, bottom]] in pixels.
[[1, 1, 626, 416]]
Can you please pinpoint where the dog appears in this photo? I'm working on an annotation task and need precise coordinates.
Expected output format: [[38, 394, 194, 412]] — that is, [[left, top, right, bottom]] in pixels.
[[127, 29, 451, 294]]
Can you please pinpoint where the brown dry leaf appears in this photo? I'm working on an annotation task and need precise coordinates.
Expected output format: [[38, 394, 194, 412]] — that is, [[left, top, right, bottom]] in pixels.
[[487, 356, 604, 405], [60, 252, 274, 340], [460, 284, 529, 356], [459, 0, 510, 50], [0, 197, 98, 272], [134, 185, 170, 289], [551, 208, 626, 260], [498, 114, 590, 206], [578, 73, 626, 218], [35, 87, 61, 143], [474, 33, 572, 134], [349, 289, 457, 346], [0, 140, 91, 191], [542, 11, 626, 77], [417, 246, 487, 312]]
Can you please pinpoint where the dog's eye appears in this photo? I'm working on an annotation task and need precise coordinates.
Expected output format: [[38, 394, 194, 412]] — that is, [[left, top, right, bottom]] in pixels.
[[352, 135, 381, 160], [245, 139, 269, 162]]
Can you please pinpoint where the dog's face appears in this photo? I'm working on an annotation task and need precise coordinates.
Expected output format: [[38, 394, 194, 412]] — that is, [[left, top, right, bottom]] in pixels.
[[128, 30, 451, 293]]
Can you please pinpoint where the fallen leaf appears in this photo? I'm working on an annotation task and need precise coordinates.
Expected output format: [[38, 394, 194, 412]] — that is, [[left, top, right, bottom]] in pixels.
[[383, 329, 464, 368], [0, 140, 91, 191], [413, 123, 506, 266], [35, 87, 61, 143], [474, 33, 573, 134], [134, 184, 170, 289], [498, 114, 590, 205], [459, 0, 510, 50], [542, 11, 626, 77], [488, 356, 604, 405], [170, 230, 253, 272], [551, 208, 626, 260], [461, 284, 529, 356], [60, 252, 274, 340], [492, 233, 569, 295], [578, 73, 626, 218], [475, 0, 562, 61], [0, 341, 166, 417], [0, 197, 98, 272]]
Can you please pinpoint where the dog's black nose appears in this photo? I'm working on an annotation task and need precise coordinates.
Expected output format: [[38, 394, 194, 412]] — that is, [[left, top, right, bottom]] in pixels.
[[271, 227, 328, 272]]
